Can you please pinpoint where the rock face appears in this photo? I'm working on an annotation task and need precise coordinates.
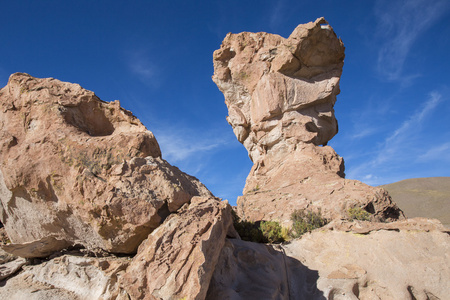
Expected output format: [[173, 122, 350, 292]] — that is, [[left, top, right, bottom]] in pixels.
[[208, 219, 450, 299], [0, 73, 212, 256], [121, 197, 235, 300], [213, 17, 403, 224]]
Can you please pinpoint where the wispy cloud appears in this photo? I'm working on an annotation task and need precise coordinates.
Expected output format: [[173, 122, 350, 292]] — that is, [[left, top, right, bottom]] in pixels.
[[153, 124, 250, 203], [153, 125, 238, 172], [269, 0, 286, 31], [346, 91, 444, 184], [345, 94, 393, 140], [126, 49, 162, 88], [417, 142, 450, 162], [351, 128, 376, 139], [156, 128, 229, 163], [374, 91, 442, 164], [375, 0, 449, 81]]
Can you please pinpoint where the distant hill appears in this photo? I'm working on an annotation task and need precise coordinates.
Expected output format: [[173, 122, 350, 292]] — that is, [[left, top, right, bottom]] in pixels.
[[381, 177, 450, 228]]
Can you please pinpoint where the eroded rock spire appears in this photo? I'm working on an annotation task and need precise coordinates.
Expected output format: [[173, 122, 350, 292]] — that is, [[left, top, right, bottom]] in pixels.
[[213, 18, 404, 225]]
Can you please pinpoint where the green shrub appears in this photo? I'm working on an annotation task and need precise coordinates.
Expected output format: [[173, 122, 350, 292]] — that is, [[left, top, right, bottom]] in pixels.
[[260, 221, 285, 244], [232, 210, 265, 243], [347, 207, 371, 221], [290, 209, 328, 239], [231, 210, 286, 243], [235, 220, 267, 243]]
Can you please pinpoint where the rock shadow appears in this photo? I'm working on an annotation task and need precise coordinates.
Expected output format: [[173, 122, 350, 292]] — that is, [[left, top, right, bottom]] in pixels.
[[206, 238, 325, 299]]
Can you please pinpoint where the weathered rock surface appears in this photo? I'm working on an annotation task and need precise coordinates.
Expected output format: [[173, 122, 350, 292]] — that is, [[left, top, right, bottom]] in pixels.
[[0, 254, 130, 300], [208, 218, 450, 299], [213, 17, 404, 224], [0, 73, 212, 256], [121, 196, 235, 300], [237, 143, 403, 227], [0, 256, 26, 280]]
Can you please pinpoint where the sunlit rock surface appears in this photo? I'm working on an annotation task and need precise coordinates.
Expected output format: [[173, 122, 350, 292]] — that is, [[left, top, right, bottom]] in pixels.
[[0, 73, 212, 256], [213, 17, 404, 225]]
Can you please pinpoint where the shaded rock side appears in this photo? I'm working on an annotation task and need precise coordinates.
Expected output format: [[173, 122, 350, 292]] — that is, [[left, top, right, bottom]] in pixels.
[[121, 197, 234, 300], [212, 18, 404, 224], [208, 218, 450, 299], [0, 73, 212, 256], [206, 238, 324, 300]]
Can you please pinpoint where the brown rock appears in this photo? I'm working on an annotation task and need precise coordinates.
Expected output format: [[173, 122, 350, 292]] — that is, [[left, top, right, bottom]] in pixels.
[[121, 197, 234, 300], [0, 256, 26, 280], [0, 73, 212, 256], [1, 235, 71, 258], [213, 18, 404, 224], [206, 238, 324, 300], [208, 219, 450, 299], [324, 216, 449, 234], [284, 218, 450, 299], [237, 143, 404, 226], [0, 254, 129, 299]]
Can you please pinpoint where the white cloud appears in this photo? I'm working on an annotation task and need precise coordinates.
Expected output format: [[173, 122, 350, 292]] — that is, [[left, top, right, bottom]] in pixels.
[[152, 124, 250, 203], [375, 0, 449, 81], [126, 49, 162, 88], [153, 125, 238, 172], [375, 91, 442, 164], [156, 128, 228, 163], [351, 127, 377, 140], [346, 91, 444, 184], [269, 0, 286, 31], [417, 142, 450, 162]]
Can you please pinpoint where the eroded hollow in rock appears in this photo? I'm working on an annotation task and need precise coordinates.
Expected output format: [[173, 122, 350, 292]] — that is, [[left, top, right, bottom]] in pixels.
[[62, 101, 114, 136]]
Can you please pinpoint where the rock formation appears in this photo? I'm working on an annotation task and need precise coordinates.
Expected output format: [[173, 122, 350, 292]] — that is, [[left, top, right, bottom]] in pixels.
[[213, 17, 403, 225], [0, 19, 449, 300], [208, 219, 450, 299], [121, 197, 235, 300], [0, 251, 130, 299], [0, 73, 212, 256]]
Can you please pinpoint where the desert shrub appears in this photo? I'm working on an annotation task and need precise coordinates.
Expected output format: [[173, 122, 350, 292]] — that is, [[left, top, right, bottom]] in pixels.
[[290, 209, 328, 239], [347, 207, 371, 221], [232, 210, 266, 243], [259, 221, 286, 244], [231, 210, 286, 243], [235, 220, 267, 243]]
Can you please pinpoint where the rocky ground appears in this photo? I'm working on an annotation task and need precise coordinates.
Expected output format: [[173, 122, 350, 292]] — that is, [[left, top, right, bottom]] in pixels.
[[0, 18, 449, 300]]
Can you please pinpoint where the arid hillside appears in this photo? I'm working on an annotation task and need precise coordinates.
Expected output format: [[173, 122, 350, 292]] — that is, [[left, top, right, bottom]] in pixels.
[[382, 177, 450, 228]]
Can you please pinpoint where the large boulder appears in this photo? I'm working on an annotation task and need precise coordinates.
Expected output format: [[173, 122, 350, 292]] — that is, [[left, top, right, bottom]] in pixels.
[[0, 73, 212, 256], [121, 196, 235, 300], [212, 17, 404, 225]]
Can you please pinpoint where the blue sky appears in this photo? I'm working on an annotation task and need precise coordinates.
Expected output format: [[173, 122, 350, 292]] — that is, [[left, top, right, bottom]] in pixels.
[[1, 0, 449, 205]]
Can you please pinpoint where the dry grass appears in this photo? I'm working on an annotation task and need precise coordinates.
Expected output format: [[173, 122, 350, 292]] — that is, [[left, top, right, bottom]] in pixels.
[[381, 177, 450, 228]]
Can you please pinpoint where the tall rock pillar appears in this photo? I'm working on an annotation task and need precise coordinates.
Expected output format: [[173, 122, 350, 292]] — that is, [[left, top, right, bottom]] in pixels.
[[213, 18, 404, 225]]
